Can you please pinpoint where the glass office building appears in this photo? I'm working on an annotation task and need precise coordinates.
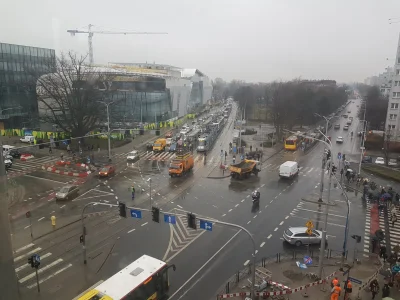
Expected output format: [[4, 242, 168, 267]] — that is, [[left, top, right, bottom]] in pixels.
[[0, 43, 55, 129]]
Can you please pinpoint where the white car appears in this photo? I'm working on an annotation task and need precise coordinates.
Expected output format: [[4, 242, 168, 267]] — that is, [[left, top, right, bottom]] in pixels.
[[375, 157, 385, 165], [336, 136, 344, 143], [389, 159, 397, 167], [127, 150, 139, 162], [343, 125, 349, 130], [166, 138, 172, 146]]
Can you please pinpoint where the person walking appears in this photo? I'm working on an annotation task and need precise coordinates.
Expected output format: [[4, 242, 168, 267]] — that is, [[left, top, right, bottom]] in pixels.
[[330, 282, 341, 300], [344, 280, 352, 300], [369, 279, 379, 299], [382, 282, 390, 298], [131, 185, 135, 200]]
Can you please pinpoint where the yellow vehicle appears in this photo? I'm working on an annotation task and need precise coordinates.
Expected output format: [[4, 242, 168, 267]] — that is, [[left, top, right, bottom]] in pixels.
[[284, 135, 299, 150], [153, 138, 167, 152], [75, 255, 176, 300], [169, 151, 194, 177], [230, 159, 260, 179]]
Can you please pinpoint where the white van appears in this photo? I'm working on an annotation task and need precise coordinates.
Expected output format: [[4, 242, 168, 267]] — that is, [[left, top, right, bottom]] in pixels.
[[279, 161, 299, 178], [20, 135, 34, 143]]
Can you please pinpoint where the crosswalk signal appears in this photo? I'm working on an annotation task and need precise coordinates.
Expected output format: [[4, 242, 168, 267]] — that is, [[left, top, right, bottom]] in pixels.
[[28, 256, 34, 268], [187, 213, 197, 230], [326, 150, 331, 160], [118, 202, 127, 218], [152, 206, 160, 223]]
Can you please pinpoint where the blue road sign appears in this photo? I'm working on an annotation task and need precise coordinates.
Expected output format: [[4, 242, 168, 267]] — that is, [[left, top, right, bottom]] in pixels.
[[338, 152, 342, 159], [199, 219, 213, 231], [342, 269, 349, 276], [164, 214, 176, 225], [296, 261, 308, 269], [34, 254, 40, 263], [130, 209, 142, 219], [303, 256, 312, 265], [348, 277, 362, 285]]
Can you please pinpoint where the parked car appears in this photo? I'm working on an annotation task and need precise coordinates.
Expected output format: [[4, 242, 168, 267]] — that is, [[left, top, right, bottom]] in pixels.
[[375, 157, 385, 165], [334, 124, 340, 129], [389, 159, 398, 167], [126, 150, 140, 162], [9, 149, 21, 158], [20, 135, 34, 143], [55, 185, 79, 200], [343, 125, 349, 130], [98, 165, 116, 177], [362, 156, 372, 163], [283, 227, 327, 247], [336, 136, 344, 143]]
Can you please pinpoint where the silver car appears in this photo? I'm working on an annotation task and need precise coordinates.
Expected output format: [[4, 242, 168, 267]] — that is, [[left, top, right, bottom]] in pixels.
[[55, 185, 79, 200], [283, 227, 327, 247]]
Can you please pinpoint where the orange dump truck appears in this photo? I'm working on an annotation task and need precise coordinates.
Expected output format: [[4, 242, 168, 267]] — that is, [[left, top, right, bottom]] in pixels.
[[169, 152, 194, 177]]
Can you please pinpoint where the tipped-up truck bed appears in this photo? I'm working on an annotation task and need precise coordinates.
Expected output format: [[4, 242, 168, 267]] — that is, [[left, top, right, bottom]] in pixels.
[[229, 159, 260, 179]]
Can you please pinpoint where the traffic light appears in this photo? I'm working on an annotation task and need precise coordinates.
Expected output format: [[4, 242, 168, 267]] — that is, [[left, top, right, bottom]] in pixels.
[[326, 150, 331, 160], [187, 213, 197, 230], [152, 206, 160, 223], [33, 255, 40, 269], [118, 202, 127, 218], [28, 256, 34, 268]]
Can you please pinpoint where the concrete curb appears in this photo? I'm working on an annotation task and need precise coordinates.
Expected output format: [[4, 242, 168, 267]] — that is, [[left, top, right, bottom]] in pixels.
[[207, 175, 231, 179]]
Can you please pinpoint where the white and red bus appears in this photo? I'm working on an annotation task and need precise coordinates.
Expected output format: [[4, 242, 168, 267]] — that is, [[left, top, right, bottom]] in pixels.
[[75, 255, 176, 300]]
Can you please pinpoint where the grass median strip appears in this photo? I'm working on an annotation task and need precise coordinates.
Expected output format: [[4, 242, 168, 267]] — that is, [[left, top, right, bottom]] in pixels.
[[362, 164, 400, 182]]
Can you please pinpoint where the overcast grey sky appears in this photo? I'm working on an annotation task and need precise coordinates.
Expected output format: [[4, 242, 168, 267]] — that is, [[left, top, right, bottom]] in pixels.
[[2, 0, 400, 83]]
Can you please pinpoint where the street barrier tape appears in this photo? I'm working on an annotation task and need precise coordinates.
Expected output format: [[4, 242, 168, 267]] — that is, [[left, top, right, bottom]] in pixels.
[[218, 271, 338, 298]]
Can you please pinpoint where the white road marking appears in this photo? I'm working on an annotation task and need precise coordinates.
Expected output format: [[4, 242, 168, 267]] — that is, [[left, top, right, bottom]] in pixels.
[[241, 199, 245, 203], [15, 253, 52, 272], [141, 222, 148, 227], [23, 174, 66, 184], [177, 205, 183, 209], [15, 243, 34, 253], [279, 221, 284, 225], [260, 242, 265, 247], [19, 258, 63, 283], [60, 205, 66, 209], [244, 260, 250, 266], [247, 221, 251, 224], [235, 204, 239, 208], [37, 217, 45, 222], [285, 216, 289, 219], [27, 263, 73, 289], [228, 209, 232, 212], [14, 248, 41, 262], [253, 215, 257, 219], [267, 234, 272, 239], [274, 227, 278, 231], [127, 228, 136, 233], [222, 214, 226, 217], [24, 225, 31, 230]]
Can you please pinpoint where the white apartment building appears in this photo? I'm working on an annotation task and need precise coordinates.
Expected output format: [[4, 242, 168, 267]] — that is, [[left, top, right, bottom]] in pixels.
[[385, 33, 400, 141]]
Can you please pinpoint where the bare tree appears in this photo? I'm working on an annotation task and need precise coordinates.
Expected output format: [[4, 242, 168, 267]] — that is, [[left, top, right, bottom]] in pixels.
[[29, 51, 118, 137]]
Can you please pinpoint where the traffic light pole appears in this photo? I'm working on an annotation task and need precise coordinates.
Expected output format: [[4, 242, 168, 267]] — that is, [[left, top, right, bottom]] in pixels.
[[35, 268, 40, 292], [80, 202, 258, 300]]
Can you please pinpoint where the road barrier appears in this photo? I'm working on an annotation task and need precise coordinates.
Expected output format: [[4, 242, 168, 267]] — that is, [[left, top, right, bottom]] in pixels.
[[20, 154, 34, 161], [217, 271, 338, 299]]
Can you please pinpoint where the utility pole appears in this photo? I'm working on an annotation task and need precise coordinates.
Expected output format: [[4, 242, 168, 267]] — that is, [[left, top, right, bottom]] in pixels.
[[317, 156, 332, 279], [0, 142, 20, 299], [358, 100, 367, 174]]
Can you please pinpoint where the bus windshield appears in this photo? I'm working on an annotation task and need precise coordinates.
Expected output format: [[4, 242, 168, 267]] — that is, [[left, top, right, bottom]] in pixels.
[[198, 140, 206, 146]]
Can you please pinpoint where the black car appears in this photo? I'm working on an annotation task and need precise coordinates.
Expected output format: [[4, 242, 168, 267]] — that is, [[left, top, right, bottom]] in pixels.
[[9, 149, 21, 158], [362, 156, 372, 163], [334, 124, 340, 129]]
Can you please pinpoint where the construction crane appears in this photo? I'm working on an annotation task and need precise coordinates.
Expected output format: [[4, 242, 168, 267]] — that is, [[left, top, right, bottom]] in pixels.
[[67, 24, 168, 65]]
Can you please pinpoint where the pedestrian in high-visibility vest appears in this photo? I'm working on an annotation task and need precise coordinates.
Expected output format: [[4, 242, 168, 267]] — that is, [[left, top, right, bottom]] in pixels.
[[331, 277, 339, 288], [330, 283, 341, 300], [344, 280, 352, 300]]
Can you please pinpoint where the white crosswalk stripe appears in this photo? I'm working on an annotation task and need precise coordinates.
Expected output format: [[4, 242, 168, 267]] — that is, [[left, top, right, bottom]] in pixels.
[[13, 243, 72, 289], [7, 156, 60, 176], [383, 206, 400, 250]]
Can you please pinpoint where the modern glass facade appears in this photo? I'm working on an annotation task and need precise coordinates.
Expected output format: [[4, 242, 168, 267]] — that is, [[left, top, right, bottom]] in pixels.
[[0, 43, 55, 129]]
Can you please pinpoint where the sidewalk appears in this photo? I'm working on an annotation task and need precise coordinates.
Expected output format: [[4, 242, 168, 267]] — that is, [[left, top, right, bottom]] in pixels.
[[215, 249, 396, 300]]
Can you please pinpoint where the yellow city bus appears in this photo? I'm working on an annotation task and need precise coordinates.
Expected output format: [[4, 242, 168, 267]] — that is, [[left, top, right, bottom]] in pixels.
[[284, 135, 299, 150], [75, 255, 176, 300]]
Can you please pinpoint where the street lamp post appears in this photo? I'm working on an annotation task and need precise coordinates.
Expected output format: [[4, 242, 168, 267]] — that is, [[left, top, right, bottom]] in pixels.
[[358, 102, 367, 174], [97, 101, 115, 161], [314, 113, 336, 202]]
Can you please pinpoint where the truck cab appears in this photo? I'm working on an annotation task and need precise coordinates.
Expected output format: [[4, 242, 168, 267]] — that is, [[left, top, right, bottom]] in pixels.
[[169, 152, 194, 177]]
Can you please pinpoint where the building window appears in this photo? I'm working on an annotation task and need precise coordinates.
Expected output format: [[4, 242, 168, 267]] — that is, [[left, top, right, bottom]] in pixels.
[[397, 69, 400, 75], [389, 114, 398, 120], [391, 103, 399, 109], [395, 81, 400, 86], [393, 92, 400, 98], [389, 124, 396, 130]]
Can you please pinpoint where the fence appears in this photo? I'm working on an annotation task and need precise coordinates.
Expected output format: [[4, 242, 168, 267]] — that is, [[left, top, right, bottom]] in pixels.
[[216, 248, 381, 300]]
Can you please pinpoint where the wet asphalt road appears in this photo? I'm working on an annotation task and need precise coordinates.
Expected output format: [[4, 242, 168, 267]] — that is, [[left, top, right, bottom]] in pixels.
[[12, 99, 374, 300]]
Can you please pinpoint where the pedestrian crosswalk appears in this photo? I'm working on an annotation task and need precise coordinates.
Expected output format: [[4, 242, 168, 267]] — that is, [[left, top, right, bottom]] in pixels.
[[13, 242, 72, 289], [7, 156, 61, 178], [380, 205, 400, 251]]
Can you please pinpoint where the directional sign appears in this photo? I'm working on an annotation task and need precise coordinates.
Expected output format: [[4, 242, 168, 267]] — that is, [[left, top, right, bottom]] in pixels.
[[34, 254, 40, 263], [306, 228, 313, 235], [338, 152, 342, 159], [305, 220, 314, 229], [130, 209, 142, 219], [296, 261, 308, 269], [348, 277, 362, 285], [164, 214, 176, 225], [303, 256, 312, 265], [199, 219, 213, 231]]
